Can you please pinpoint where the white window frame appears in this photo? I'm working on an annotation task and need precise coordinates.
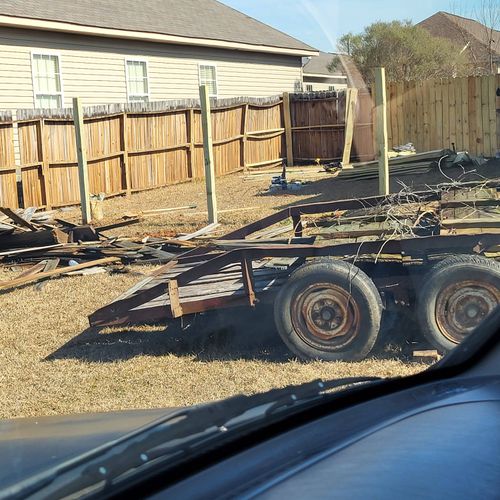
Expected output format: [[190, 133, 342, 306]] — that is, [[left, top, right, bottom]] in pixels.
[[305, 84, 313, 92], [30, 50, 64, 109], [198, 63, 218, 98], [125, 58, 150, 102]]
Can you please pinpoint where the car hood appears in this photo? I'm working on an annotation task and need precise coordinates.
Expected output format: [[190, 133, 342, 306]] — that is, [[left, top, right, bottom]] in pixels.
[[0, 407, 177, 491]]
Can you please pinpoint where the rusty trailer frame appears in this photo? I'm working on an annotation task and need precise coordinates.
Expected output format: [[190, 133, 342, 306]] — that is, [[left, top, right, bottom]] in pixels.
[[89, 180, 500, 328]]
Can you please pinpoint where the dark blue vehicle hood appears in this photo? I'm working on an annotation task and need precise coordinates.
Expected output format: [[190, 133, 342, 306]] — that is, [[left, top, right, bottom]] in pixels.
[[0, 407, 177, 490]]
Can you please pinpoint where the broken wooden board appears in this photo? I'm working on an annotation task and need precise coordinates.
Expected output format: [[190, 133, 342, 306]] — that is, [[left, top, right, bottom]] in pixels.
[[0, 257, 120, 291], [0, 227, 69, 250]]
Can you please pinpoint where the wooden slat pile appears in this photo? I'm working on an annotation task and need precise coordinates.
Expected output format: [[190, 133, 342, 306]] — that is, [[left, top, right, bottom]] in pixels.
[[0, 207, 199, 292], [337, 149, 452, 181], [305, 184, 500, 250]]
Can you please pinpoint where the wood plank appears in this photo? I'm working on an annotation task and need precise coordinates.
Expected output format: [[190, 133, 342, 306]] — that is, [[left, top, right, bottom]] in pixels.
[[488, 74, 497, 157], [0, 256, 119, 291], [461, 77, 469, 152], [199, 85, 218, 224], [0, 227, 68, 250], [282, 92, 294, 167], [14, 261, 47, 279], [448, 77, 457, 149], [121, 113, 131, 196], [428, 80, 436, 152], [442, 78, 450, 149], [342, 88, 358, 166], [396, 81, 404, 147], [468, 76, 478, 156], [0, 207, 39, 231], [167, 280, 183, 318], [481, 75, 491, 155], [73, 97, 91, 224], [435, 79, 443, 150], [374, 68, 389, 196]]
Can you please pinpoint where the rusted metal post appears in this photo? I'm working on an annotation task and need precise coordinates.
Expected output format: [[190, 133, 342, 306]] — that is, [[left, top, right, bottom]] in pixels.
[[241, 253, 256, 306]]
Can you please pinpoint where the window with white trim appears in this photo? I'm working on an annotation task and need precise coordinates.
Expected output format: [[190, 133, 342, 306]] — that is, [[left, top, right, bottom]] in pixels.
[[199, 64, 218, 97], [305, 84, 313, 92], [32, 53, 63, 108], [328, 85, 335, 91], [126, 60, 149, 102]]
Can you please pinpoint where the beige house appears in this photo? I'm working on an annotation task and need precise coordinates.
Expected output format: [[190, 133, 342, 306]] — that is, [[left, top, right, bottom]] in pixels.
[[302, 52, 348, 92], [0, 0, 318, 111]]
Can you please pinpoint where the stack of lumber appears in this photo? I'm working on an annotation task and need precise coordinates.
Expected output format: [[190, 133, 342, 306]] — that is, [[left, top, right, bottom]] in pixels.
[[337, 149, 452, 181]]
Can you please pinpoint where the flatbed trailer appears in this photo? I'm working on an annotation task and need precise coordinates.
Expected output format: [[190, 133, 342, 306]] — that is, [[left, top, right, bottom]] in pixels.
[[90, 180, 500, 360]]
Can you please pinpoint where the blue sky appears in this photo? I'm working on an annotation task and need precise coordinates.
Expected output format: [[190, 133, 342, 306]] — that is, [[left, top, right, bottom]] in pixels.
[[221, 0, 482, 52]]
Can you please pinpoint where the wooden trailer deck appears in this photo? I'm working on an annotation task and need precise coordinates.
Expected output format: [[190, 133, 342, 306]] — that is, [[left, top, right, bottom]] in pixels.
[[89, 180, 500, 328], [90, 254, 301, 326]]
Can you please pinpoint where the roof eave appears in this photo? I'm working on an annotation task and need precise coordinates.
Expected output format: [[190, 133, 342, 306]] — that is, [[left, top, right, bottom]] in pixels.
[[0, 14, 319, 57]]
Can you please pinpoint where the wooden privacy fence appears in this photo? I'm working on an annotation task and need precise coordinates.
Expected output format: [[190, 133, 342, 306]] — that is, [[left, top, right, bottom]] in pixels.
[[0, 111, 17, 208], [6, 74, 497, 211], [386, 74, 500, 156], [288, 90, 375, 163], [1, 91, 362, 210], [14, 97, 286, 210]]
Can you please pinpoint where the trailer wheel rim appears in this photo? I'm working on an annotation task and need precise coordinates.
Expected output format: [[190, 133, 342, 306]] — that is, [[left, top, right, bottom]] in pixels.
[[435, 279, 499, 344], [291, 283, 360, 349]]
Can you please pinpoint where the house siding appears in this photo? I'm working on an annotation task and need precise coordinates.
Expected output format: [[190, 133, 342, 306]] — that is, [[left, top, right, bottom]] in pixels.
[[0, 27, 303, 110]]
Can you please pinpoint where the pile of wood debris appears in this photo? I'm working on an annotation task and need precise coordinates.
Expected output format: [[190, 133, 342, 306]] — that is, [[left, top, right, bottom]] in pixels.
[[0, 206, 213, 293]]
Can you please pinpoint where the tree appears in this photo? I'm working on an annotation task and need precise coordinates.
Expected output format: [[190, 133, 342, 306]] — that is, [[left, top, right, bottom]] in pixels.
[[337, 21, 469, 83], [474, 0, 500, 73], [450, 0, 500, 74]]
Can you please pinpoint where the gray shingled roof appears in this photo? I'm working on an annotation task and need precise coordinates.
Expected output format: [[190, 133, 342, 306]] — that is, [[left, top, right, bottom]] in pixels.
[[0, 0, 316, 52], [303, 51, 344, 75], [419, 11, 500, 62]]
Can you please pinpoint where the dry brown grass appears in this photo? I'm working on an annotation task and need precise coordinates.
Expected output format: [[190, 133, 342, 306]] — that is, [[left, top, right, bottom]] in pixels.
[[1, 172, 433, 420]]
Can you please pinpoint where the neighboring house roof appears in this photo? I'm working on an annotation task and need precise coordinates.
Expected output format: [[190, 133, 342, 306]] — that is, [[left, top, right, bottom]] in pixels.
[[303, 51, 344, 76], [302, 51, 367, 88], [418, 11, 500, 65], [337, 55, 367, 89], [0, 0, 318, 56]]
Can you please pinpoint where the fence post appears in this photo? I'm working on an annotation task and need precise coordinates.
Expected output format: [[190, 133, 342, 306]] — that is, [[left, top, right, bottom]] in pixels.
[[36, 118, 52, 210], [374, 68, 389, 196], [342, 88, 358, 167], [199, 85, 218, 224], [187, 108, 195, 179], [241, 102, 248, 171], [73, 97, 91, 224], [121, 112, 131, 196], [282, 92, 294, 167]]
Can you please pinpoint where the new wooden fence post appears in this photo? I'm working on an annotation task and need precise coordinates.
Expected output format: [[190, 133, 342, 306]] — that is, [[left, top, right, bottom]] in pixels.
[[187, 108, 195, 179], [342, 88, 358, 167], [199, 85, 218, 224], [73, 97, 91, 224], [374, 68, 389, 196], [282, 92, 294, 167]]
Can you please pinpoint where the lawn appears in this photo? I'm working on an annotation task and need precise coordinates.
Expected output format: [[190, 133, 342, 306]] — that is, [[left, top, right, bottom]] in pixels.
[[4, 166, 475, 419]]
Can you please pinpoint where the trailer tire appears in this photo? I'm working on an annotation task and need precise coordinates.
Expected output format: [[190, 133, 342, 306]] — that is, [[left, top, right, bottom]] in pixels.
[[274, 260, 383, 361], [417, 255, 500, 353]]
